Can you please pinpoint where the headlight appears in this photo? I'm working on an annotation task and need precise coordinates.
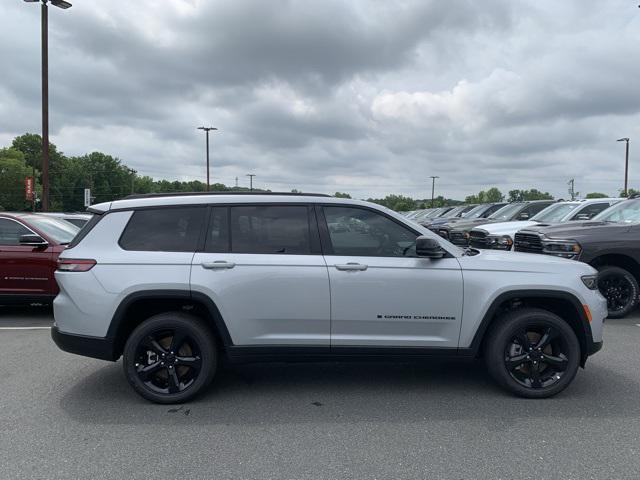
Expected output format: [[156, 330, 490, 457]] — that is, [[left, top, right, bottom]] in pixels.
[[463, 231, 470, 240], [581, 274, 598, 290], [486, 235, 513, 250], [541, 238, 581, 258]]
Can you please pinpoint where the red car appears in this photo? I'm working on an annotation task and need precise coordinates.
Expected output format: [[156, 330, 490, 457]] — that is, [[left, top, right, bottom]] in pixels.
[[0, 213, 80, 305]]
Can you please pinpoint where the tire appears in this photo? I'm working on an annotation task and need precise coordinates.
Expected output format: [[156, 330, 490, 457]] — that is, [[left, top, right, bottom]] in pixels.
[[123, 312, 217, 404], [597, 265, 639, 319], [484, 308, 581, 399]]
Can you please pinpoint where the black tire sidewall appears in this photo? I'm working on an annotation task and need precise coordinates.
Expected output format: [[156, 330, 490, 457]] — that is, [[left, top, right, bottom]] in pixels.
[[123, 312, 217, 404], [485, 308, 581, 399], [597, 266, 639, 319]]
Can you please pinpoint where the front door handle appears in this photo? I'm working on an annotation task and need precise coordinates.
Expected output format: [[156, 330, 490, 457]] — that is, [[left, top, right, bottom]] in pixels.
[[201, 261, 236, 269], [335, 262, 368, 271]]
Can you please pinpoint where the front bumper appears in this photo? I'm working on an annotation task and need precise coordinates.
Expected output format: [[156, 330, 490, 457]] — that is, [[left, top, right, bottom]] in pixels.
[[51, 326, 117, 361]]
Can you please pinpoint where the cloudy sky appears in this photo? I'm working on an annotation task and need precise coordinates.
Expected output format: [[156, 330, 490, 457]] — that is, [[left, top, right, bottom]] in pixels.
[[1, 0, 639, 200]]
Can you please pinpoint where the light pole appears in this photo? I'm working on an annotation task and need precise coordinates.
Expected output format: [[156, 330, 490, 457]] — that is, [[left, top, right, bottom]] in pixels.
[[429, 176, 439, 208], [24, 0, 72, 211], [127, 168, 136, 195], [617, 137, 630, 196], [246, 174, 256, 192], [197, 126, 217, 191]]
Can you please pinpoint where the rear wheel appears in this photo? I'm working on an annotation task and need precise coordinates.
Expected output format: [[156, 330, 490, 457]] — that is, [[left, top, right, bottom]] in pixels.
[[123, 312, 217, 404], [484, 308, 580, 398], [597, 266, 638, 319]]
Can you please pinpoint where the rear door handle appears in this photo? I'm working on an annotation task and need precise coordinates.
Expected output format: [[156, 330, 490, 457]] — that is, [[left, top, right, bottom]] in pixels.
[[201, 261, 236, 269], [335, 262, 368, 271]]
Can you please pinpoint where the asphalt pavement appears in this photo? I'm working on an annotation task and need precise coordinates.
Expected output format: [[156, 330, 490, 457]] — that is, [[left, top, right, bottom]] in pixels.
[[1, 306, 639, 479]]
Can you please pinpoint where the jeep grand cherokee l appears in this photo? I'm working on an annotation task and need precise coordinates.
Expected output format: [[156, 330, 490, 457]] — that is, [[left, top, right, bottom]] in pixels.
[[52, 193, 605, 403], [515, 197, 640, 318], [0, 213, 79, 305]]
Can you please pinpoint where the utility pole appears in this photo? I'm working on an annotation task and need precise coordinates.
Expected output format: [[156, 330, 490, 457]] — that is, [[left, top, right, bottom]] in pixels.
[[197, 126, 218, 191], [617, 138, 630, 196], [24, 0, 72, 210], [127, 168, 136, 194], [246, 174, 256, 192], [567, 179, 575, 200], [235, 176, 238, 188], [429, 176, 439, 208]]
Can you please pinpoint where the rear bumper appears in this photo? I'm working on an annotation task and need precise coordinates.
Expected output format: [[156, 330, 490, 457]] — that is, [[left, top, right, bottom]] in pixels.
[[51, 326, 117, 361]]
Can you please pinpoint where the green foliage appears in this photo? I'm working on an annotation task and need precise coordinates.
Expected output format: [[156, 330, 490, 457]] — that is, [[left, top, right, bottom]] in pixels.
[[465, 187, 504, 204], [507, 189, 554, 202], [620, 188, 639, 198], [12, 133, 64, 171], [585, 192, 609, 199], [0, 148, 34, 211], [334, 192, 351, 198]]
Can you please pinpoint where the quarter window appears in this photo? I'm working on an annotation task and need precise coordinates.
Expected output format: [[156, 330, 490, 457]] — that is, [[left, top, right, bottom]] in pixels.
[[0, 219, 31, 246], [230, 205, 311, 254], [323, 206, 418, 257], [119, 207, 205, 252]]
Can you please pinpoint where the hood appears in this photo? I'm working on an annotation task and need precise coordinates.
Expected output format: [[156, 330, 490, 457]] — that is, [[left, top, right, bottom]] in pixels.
[[458, 249, 596, 275], [447, 218, 497, 231], [477, 220, 538, 236], [519, 221, 632, 239]]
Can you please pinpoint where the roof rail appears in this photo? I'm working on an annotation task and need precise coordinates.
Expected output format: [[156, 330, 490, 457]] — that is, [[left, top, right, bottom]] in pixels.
[[123, 191, 332, 200]]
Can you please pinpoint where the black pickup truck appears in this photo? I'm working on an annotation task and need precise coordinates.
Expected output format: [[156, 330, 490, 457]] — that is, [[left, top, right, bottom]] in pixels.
[[515, 197, 640, 318]]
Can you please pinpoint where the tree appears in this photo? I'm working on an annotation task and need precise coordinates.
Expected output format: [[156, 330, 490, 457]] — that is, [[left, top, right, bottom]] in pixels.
[[585, 192, 608, 199], [465, 188, 504, 204], [0, 148, 34, 211], [334, 192, 351, 198], [620, 188, 639, 198], [508, 189, 554, 202], [12, 133, 64, 172]]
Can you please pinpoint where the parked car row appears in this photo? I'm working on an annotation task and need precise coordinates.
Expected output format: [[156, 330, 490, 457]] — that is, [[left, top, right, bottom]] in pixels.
[[405, 197, 639, 318], [0, 212, 87, 304]]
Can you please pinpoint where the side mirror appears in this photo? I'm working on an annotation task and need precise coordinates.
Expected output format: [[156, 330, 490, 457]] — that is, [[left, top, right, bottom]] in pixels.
[[518, 212, 529, 220], [416, 236, 445, 259], [575, 213, 590, 220], [19, 234, 48, 247]]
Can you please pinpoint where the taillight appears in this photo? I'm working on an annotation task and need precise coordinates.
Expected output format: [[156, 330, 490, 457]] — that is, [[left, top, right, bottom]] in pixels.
[[57, 259, 96, 272]]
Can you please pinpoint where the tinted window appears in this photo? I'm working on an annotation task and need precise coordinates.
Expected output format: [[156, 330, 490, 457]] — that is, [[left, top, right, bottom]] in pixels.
[[570, 203, 610, 220], [230, 205, 311, 254], [519, 202, 552, 219], [204, 207, 229, 252], [323, 206, 418, 257], [120, 207, 205, 252], [0, 218, 31, 246]]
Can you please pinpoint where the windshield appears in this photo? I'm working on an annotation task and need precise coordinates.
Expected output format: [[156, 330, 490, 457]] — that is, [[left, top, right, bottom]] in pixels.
[[487, 203, 523, 221], [594, 200, 640, 224], [464, 204, 495, 219], [28, 216, 79, 244], [532, 203, 578, 222], [442, 206, 464, 217]]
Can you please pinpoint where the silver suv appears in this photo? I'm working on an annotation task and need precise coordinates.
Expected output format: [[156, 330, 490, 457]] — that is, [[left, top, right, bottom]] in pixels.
[[52, 193, 606, 403]]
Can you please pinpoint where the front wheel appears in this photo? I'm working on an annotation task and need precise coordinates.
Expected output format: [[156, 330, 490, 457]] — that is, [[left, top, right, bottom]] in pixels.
[[597, 266, 639, 319], [123, 312, 217, 404], [484, 308, 581, 398]]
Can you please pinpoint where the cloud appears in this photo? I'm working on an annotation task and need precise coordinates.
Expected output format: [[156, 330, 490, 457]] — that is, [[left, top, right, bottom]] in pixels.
[[1, 0, 639, 200]]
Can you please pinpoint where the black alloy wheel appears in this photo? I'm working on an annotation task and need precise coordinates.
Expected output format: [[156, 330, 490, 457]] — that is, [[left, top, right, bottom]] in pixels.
[[123, 312, 217, 404], [597, 266, 639, 319], [485, 308, 580, 398], [504, 325, 569, 389]]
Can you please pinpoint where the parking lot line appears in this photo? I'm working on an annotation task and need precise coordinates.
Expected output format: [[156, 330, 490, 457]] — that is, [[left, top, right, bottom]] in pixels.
[[0, 326, 51, 330]]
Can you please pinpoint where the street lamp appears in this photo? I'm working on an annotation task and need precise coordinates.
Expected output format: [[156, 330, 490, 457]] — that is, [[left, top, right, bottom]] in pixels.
[[246, 174, 256, 192], [197, 126, 217, 191], [24, 0, 72, 212], [617, 138, 630, 197], [429, 176, 439, 208]]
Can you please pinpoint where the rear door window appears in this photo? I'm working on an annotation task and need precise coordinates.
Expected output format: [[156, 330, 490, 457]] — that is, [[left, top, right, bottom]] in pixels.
[[230, 205, 311, 254], [119, 207, 206, 252]]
